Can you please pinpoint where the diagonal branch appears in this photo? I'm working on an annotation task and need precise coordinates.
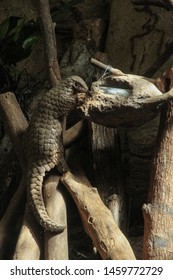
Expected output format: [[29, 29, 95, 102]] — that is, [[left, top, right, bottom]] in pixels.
[[132, 0, 173, 10]]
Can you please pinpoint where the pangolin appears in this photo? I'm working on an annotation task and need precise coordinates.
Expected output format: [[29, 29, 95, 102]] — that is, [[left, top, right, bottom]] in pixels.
[[25, 76, 88, 232]]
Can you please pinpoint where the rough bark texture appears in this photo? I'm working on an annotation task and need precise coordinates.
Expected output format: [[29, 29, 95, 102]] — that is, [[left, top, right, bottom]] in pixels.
[[0, 92, 28, 167], [90, 123, 126, 231], [143, 101, 173, 259], [36, 0, 61, 85], [61, 171, 136, 260], [78, 74, 173, 128]]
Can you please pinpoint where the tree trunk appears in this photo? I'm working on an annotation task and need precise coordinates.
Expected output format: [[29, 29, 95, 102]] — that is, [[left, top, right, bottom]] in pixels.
[[143, 101, 173, 259], [13, 203, 42, 260], [90, 123, 126, 231]]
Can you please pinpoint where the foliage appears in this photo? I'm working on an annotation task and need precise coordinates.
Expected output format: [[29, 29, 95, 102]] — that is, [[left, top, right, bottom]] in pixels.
[[0, 1, 83, 93], [0, 16, 40, 65], [0, 1, 83, 65], [0, 16, 40, 95]]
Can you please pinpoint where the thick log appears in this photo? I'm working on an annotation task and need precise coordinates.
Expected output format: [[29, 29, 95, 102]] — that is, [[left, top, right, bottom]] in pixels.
[[0, 177, 25, 259], [13, 203, 42, 260], [44, 174, 68, 260], [0, 92, 28, 167], [90, 123, 126, 231], [61, 171, 136, 260], [143, 101, 173, 259]]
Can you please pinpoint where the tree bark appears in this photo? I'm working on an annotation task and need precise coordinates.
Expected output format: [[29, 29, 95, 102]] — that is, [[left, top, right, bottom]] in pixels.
[[44, 175, 68, 260], [0, 177, 25, 259], [0, 92, 28, 167], [90, 123, 126, 231], [143, 101, 173, 259], [36, 0, 61, 86], [61, 171, 135, 260], [13, 203, 42, 260]]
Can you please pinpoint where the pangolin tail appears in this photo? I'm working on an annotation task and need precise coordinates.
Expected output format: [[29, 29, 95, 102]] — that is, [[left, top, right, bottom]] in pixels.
[[27, 163, 66, 232]]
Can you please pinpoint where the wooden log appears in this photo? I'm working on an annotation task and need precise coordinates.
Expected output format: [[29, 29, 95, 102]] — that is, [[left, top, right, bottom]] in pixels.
[[143, 101, 173, 259], [0, 177, 25, 259], [44, 174, 68, 260], [90, 123, 126, 231], [67, 140, 126, 258], [0, 92, 28, 167], [13, 203, 42, 260], [61, 171, 136, 260]]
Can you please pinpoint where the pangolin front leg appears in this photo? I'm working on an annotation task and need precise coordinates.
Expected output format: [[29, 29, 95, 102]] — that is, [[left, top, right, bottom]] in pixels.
[[25, 76, 88, 232]]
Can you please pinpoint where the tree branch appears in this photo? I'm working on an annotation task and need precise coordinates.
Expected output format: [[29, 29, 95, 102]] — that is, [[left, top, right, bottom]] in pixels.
[[132, 0, 173, 10], [61, 171, 135, 259], [36, 0, 61, 86], [0, 92, 28, 168], [91, 58, 125, 76]]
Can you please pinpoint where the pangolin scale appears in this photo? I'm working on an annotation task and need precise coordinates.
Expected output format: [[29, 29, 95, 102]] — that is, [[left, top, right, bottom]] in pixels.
[[25, 76, 88, 232]]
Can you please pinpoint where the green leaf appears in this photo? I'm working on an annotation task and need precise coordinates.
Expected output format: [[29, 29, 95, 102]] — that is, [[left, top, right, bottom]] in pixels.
[[0, 18, 10, 40], [22, 34, 39, 51], [7, 17, 25, 42]]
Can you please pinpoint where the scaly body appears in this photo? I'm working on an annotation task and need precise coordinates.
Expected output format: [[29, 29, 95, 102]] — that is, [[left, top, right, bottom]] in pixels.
[[25, 76, 88, 232]]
